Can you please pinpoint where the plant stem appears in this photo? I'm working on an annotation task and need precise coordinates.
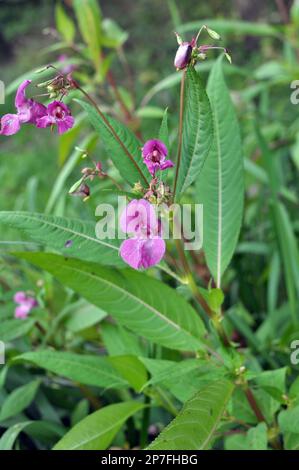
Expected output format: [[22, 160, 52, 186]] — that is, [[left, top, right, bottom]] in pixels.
[[244, 386, 266, 423], [73, 81, 148, 187], [173, 69, 187, 199]]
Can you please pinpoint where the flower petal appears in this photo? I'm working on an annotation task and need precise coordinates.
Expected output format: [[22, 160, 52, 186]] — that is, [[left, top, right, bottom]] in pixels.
[[15, 80, 31, 109], [14, 291, 27, 304], [120, 199, 158, 235], [0, 114, 21, 136], [14, 304, 31, 319]]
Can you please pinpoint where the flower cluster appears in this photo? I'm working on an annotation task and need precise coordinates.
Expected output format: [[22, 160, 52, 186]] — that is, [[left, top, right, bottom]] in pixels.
[[14, 291, 38, 319], [120, 199, 165, 270], [0, 80, 74, 136], [174, 26, 231, 70]]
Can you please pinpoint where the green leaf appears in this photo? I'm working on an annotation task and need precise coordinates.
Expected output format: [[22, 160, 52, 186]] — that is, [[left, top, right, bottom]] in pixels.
[[279, 406, 299, 434], [15, 350, 128, 389], [55, 2, 76, 44], [196, 57, 244, 286], [246, 423, 268, 450], [65, 301, 106, 332], [0, 422, 32, 450], [0, 318, 35, 342], [101, 323, 145, 357], [73, 0, 102, 72], [53, 401, 144, 450], [0, 211, 123, 267], [175, 67, 213, 196], [158, 108, 170, 151], [147, 379, 234, 450], [101, 19, 128, 48], [108, 355, 148, 392], [225, 423, 268, 450], [76, 99, 148, 187], [0, 421, 64, 450], [16, 253, 206, 351], [0, 380, 40, 422]]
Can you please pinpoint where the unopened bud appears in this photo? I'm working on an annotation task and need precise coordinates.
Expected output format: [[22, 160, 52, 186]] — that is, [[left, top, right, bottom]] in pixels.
[[174, 43, 193, 70]]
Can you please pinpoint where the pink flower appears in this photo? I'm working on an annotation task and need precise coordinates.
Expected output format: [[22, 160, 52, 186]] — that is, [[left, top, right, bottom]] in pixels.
[[36, 101, 74, 135], [14, 291, 38, 320], [0, 80, 47, 136], [119, 199, 165, 270], [142, 139, 174, 176], [120, 237, 165, 270], [120, 199, 158, 236]]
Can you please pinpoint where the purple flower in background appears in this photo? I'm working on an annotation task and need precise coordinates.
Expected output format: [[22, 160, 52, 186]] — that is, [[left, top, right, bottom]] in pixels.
[[119, 199, 165, 270], [36, 101, 74, 134], [58, 54, 76, 75], [142, 139, 174, 176], [14, 291, 38, 320], [120, 236, 165, 270], [0, 80, 47, 136]]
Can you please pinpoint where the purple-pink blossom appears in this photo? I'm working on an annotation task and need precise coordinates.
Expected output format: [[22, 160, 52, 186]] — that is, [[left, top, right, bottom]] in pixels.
[[0, 80, 47, 136], [36, 101, 74, 135], [14, 291, 38, 320], [142, 139, 174, 176], [120, 199, 165, 270]]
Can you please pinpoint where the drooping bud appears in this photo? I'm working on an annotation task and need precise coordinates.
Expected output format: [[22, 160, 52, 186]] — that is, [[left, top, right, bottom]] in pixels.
[[174, 42, 193, 70]]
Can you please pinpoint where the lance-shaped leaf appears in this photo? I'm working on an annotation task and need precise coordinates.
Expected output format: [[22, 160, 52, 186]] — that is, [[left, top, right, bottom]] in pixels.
[[0, 211, 123, 267], [76, 99, 149, 187], [53, 401, 144, 450], [147, 379, 234, 450], [15, 253, 206, 352], [176, 67, 213, 197], [14, 351, 128, 390], [196, 57, 244, 286]]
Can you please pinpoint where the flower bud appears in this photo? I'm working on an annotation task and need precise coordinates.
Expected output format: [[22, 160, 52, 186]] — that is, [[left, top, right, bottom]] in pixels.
[[174, 43, 193, 70]]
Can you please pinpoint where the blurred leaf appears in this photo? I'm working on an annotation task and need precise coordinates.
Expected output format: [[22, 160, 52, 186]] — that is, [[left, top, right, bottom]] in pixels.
[[178, 19, 280, 38], [147, 379, 234, 450], [71, 399, 89, 427], [0, 318, 35, 342], [196, 57, 244, 286], [16, 253, 206, 351], [73, 0, 102, 72], [101, 19, 128, 48], [136, 106, 165, 119], [55, 2, 76, 44], [175, 67, 213, 197], [279, 406, 299, 434], [53, 401, 144, 450], [15, 350, 128, 389], [0, 379, 40, 422], [0, 421, 32, 450], [65, 301, 106, 333]]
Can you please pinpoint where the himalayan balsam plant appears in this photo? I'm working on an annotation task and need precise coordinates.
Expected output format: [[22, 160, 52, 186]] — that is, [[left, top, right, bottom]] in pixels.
[[0, 0, 298, 452]]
